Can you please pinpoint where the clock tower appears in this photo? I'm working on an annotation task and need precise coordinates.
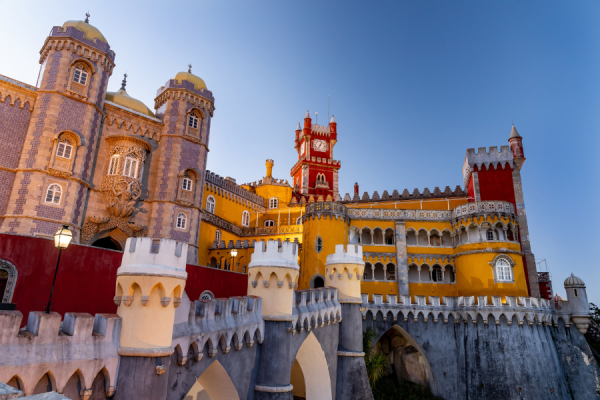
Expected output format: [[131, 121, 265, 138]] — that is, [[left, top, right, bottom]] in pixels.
[[291, 111, 341, 199]]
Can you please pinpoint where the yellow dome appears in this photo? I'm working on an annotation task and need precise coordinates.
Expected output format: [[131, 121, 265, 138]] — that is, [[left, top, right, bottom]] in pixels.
[[105, 89, 155, 117], [62, 20, 108, 43], [174, 72, 207, 90]]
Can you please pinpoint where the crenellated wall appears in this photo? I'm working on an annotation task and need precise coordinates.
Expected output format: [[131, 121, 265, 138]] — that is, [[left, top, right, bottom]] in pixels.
[[0, 310, 120, 397]]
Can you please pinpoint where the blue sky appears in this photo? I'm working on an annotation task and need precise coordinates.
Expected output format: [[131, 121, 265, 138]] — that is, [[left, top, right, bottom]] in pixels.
[[2, 0, 599, 303]]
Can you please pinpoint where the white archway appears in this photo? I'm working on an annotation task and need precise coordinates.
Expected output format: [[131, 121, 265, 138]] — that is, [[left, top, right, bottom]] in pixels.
[[293, 331, 332, 400], [184, 361, 239, 400]]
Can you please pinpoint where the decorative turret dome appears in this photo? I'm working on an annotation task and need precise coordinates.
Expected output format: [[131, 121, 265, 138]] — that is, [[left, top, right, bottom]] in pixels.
[[564, 273, 585, 287], [105, 74, 155, 117], [62, 14, 108, 43], [174, 65, 207, 90]]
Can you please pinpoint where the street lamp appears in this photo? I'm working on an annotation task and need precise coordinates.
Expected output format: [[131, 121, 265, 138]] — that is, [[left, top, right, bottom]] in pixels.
[[45, 225, 73, 314], [231, 249, 238, 271]]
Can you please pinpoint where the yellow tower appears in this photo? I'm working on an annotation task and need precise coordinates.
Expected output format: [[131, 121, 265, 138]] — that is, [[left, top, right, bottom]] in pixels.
[[247, 240, 299, 318], [300, 201, 350, 289], [325, 244, 365, 302], [114, 238, 186, 356]]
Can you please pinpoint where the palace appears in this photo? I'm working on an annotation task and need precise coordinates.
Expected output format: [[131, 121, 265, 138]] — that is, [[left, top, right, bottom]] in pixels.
[[0, 16, 598, 400]]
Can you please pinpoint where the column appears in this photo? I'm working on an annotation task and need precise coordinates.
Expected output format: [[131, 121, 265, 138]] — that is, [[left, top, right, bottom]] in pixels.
[[394, 221, 409, 296]]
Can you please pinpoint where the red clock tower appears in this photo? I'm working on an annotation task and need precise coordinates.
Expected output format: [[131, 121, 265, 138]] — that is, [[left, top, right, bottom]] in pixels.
[[291, 111, 341, 199]]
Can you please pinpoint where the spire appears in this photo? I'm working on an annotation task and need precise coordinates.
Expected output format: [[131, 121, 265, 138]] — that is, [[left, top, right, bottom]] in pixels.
[[120, 73, 127, 91], [305, 110, 310, 119], [330, 114, 336, 123], [510, 124, 521, 139], [297, 122, 301, 130], [188, 64, 192, 73], [85, 12, 90, 23]]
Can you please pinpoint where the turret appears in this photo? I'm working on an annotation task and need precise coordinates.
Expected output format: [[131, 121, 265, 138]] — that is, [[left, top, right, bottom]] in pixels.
[[265, 159, 274, 179], [354, 182, 359, 196], [329, 114, 337, 141], [508, 124, 525, 170], [114, 238, 187, 355], [247, 240, 299, 317], [564, 273, 591, 334], [294, 123, 301, 151], [325, 244, 365, 301]]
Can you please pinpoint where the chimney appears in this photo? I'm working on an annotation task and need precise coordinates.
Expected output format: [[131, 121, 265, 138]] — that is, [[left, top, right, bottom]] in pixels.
[[265, 159, 274, 178], [354, 182, 359, 196]]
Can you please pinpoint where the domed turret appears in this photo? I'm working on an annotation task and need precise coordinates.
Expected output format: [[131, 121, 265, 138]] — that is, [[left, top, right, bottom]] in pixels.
[[105, 74, 155, 117], [62, 14, 108, 43], [564, 273, 585, 287], [174, 64, 207, 90]]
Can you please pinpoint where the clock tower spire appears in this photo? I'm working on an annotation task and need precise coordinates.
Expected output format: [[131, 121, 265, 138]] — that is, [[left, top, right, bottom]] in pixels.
[[291, 111, 341, 199]]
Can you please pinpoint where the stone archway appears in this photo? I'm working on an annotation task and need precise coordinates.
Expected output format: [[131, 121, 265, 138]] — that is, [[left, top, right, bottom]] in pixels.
[[184, 361, 239, 400], [0, 259, 17, 303], [291, 332, 332, 400], [373, 325, 436, 393]]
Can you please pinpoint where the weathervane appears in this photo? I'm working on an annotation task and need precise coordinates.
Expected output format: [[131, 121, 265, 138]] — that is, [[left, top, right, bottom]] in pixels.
[[188, 64, 192, 73], [120, 73, 127, 91], [85, 12, 90, 23]]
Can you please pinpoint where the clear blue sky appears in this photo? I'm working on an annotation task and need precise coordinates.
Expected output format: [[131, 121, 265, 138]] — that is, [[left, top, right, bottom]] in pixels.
[[2, 1, 599, 303]]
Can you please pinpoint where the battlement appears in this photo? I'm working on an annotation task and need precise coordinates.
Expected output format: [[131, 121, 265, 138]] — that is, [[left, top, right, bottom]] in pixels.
[[289, 287, 341, 334], [172, 296, 264, 361], [463, 146, 515, 188], [0, 311, 120, 396], [361, 294, 576, 327], [248, 240, 299, 270], [342, 186, 466, 203], [205, 170, 266, 206], [118, 237, 188, 279], [325, 244, 364, 266]]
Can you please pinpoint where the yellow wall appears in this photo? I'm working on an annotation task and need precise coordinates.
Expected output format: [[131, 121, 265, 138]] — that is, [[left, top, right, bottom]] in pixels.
[[255, 184, 293, 207], [299, 216, 348, 290]]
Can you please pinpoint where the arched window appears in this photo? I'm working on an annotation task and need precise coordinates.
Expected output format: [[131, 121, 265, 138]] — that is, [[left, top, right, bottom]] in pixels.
[[176, 212, 187, 229], [200, 290, 214, 300], [189, 112, 199, 129], [269, 197, 278, 209], [430, 232, 441, 246], [486, 229, 495, 241], [215, 230, 221, 243], [242, 211, 250, 227], [296, 216, 303, 225], [72, 66, 88, 85], [56, 141, 73, 159], [182, 176, 193, 191], [108, 155, 120, 175], [0, 259, 18, 303], [264, 220, 275, 227], [122, 156, 139, 178], [496, 258, 512, 282], [45, 184, 62, 204], [206, 196, 216, 213], [315, 236, 323, 253], [431, 266, 443, 282]]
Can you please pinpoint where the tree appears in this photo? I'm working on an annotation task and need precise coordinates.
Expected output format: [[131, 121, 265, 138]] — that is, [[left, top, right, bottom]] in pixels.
[[590, 303, 600, 325], [363, 327, 387, 387]]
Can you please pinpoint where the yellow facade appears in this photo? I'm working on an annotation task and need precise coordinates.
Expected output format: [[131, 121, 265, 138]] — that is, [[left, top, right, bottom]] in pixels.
[[199, 160, 529, 304]]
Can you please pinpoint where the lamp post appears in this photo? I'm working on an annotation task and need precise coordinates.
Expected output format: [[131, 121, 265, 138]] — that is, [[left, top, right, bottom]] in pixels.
[[44, 225, 73, 314], [231, 249, 238, 272]]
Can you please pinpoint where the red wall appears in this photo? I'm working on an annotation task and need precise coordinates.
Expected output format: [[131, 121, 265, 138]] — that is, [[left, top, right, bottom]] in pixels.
[[0, 234, 247, 324], [475, 163, 516, 204]]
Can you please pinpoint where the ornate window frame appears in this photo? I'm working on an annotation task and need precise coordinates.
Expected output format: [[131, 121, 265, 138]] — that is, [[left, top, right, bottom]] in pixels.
[[241, 210, 250, 227], [264, 220, 275, 227], [67, 59, 95, 99], [44, 182, 63, 205], [48, 131, 82, 177], [175, 211, 188, 231], [186, 108, 204, 139], [215, 229, 221, 243], [315, 236, 323, 253], [489, 254, 515, 283], [206, 196, 216, 214], [0, 259, 17, 303], [177, 169, 199, 206], [268, 197, 278, 209]]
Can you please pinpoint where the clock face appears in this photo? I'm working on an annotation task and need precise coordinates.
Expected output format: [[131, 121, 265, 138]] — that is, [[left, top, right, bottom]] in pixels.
[[300, 141, 305, 155], [312, 139, 327, 152]]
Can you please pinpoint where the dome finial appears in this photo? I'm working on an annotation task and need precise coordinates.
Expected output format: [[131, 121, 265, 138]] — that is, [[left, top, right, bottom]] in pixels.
[[85, 12, 90, 23], [120, 73, 127, 91], [188, 64, 192, 73]]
